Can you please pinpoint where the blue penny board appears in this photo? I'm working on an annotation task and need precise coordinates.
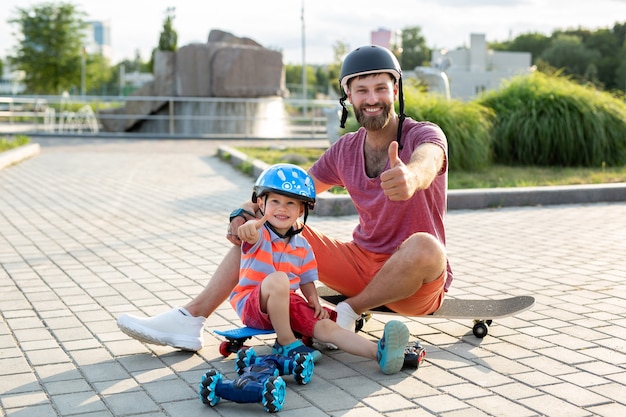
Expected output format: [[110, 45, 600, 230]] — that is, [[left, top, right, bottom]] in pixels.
[[214, 327, 275, 340]]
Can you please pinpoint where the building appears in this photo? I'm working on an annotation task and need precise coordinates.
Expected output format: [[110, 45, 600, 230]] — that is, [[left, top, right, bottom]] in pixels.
[[85, 20, 112, 61], [370, 28, 402, 51], [425, 33, 532, 101], [0, 67, 25, 95]]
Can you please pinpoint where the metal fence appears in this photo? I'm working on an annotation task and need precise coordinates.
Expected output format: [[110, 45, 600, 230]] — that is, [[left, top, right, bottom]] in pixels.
[[0, 94, 343, 140]]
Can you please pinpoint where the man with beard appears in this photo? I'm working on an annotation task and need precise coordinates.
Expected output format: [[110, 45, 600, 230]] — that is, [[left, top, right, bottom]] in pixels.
[[117, 45, 453, 352]]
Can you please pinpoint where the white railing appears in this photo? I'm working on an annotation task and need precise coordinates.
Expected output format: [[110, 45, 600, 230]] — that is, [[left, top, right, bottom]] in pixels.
[[0, 95, 343, 140]]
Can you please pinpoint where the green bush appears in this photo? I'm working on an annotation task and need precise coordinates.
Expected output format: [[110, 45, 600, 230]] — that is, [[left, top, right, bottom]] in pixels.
[[404, 87, 494, 171], [343, 85, 494, 172], [478, 72, 626, 167], [0, 135, 30, 152]]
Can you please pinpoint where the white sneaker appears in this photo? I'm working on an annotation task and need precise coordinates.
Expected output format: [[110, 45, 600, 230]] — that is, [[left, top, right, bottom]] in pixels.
[[312, 338, 338, 350], [335, 301, 360, 332], [117, 307, 206, 351]]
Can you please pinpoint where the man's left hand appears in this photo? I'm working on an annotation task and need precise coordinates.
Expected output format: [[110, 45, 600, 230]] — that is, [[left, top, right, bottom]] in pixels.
[[380, 141, 418, 201]]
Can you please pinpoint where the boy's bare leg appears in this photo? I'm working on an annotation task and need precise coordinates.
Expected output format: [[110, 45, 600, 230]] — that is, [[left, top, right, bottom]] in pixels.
[[313, 318, 409, 375], [260, 272, 298, 346], [116, 246, 241, 351]]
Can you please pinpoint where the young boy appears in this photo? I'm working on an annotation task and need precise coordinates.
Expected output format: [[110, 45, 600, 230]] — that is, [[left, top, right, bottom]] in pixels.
[[230, 163, 409, 374]]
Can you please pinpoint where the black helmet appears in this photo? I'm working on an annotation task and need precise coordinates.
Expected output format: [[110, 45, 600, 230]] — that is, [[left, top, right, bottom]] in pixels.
[[339, 45, 401, 93], [338, 45, 406, 148]]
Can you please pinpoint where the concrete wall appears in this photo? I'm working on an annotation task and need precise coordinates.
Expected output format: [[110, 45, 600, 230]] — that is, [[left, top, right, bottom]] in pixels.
[[99, 30, 286, 134]]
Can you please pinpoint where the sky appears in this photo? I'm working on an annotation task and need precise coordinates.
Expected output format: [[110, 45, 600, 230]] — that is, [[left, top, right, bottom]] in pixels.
[[1, 0, 626, 66]]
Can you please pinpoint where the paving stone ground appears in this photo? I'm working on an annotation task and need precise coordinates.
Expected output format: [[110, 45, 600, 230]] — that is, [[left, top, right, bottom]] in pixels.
[[1, 138, 625, 416]]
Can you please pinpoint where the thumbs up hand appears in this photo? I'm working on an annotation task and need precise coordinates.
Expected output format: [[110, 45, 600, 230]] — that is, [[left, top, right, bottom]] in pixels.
[[237, 210, 270, 244], [380, 141, 418, 201], [387, 140, 402, 168]]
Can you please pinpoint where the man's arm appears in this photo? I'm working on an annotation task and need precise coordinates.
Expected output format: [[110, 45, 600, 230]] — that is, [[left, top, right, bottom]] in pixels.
[[309, 172, 332, 195], [407, 142, 445, 189]]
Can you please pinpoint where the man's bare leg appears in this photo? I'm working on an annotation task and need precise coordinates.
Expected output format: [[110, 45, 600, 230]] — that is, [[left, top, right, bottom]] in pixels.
[[117, 246, 241, 350], [184, 246, 241, 317], [335, 233, 446, 329]]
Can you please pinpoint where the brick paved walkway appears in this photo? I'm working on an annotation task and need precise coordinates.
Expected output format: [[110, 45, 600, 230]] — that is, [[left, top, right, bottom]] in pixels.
[[1, 138, 625, 416]]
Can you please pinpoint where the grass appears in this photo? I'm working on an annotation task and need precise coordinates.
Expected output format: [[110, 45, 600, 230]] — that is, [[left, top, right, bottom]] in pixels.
[[232, 146, 626, 190], [0, 135, 30, 152]]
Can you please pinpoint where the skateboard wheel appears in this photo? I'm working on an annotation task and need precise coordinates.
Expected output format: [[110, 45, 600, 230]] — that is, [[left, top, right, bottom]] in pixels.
[[262, 376, 286, 413], [402, 342, 426, 369], [472, 321, 489, 338], [218, 341, 232, 357], [199, 369, 222, 407], [301, 336, 313, 347], [355, 313, 371, 332]]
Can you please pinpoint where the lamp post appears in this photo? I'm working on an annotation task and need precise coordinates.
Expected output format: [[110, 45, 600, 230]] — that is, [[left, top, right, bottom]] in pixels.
[[81, 46, 86, 96], [301, 0, 307, 117]]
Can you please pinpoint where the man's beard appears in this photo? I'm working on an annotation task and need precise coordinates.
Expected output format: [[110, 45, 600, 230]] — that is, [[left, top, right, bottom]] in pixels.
[[354, 102, 392, 131]]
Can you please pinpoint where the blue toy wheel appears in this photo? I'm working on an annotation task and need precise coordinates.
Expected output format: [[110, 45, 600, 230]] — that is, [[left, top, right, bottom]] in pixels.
[[262, 376, 286, 413], [293, 353, 314, 385], [199, 369, 222, 407], [235, 347, 257, 375]]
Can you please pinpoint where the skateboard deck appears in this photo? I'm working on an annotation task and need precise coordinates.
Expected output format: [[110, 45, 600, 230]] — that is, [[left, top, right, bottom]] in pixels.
[[214, 327, 275, 357], [317, 286, 535, 338]]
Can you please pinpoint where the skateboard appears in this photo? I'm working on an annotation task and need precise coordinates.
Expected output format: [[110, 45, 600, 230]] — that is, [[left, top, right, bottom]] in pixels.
[[214, 327, 276, 357], [317, 286, 535, 338]]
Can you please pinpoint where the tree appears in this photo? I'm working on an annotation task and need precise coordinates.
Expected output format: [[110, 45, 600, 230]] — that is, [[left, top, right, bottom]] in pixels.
[[327, 40, 350, 95], [400, 26, 430, 70], [491, 33, 551, 64], [284, 64, 316, 97], [8, 2, 87, 94], [158, 7, 178, 51], [584, 29, 620, 90], [540, 34, 601, 82]]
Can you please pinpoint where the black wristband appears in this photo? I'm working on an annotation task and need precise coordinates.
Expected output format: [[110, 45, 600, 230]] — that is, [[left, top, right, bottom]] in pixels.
[[229, 208, 256, 223]]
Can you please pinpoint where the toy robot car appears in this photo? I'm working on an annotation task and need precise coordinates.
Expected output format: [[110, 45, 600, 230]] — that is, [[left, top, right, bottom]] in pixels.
[[199, 347, 314, 413]]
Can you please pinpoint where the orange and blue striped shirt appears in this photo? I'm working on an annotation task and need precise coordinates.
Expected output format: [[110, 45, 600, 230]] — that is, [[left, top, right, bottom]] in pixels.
[[229, 225, 318, 321]]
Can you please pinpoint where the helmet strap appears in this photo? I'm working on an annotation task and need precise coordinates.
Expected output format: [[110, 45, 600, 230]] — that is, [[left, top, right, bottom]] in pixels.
[[339, 93, 349, 128], [396, 78, 406, 150]]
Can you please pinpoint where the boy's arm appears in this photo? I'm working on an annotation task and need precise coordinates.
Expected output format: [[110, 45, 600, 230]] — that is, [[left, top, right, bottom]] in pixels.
[[237, 211, 269, 245], [227, 200, 261, 246], [300, 282, 329, 319]]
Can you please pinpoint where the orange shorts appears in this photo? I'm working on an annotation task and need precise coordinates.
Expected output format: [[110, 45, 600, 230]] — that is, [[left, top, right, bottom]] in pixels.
[[302, 226, 445, 316]]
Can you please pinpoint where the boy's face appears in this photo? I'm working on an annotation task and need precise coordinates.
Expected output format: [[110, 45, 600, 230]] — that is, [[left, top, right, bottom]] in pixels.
[[259, 192, 305, 232]]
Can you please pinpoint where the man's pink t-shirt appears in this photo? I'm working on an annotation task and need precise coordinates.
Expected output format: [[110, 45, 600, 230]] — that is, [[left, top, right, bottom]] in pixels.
[[310, 118, 453, 290]]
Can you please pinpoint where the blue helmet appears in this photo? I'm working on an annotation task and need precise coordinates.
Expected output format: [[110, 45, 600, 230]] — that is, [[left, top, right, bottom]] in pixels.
[[252, 164, 315, 210]]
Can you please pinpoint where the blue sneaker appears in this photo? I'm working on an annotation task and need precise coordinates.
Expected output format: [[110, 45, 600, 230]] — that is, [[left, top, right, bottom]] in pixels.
[[377, 320, 410, 374], [272, 339, 322, 362]]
